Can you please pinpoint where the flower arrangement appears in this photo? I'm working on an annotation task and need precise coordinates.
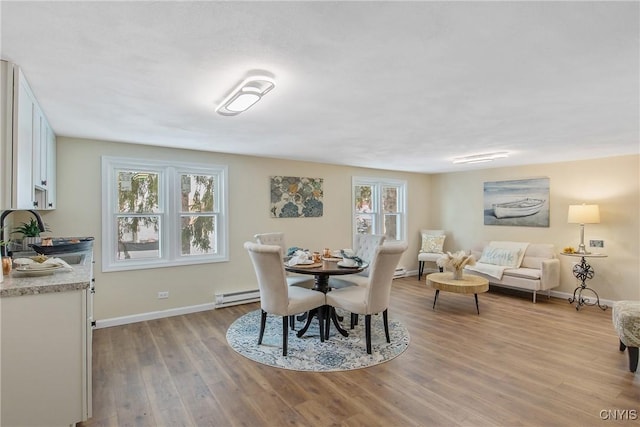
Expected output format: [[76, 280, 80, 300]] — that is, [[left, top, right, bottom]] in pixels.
[[437, 250, 476, 279]]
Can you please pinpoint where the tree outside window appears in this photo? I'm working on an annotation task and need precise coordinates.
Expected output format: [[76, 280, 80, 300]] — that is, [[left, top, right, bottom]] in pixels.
[[103, 157, 228, 272], [353, 177, 406, 242]]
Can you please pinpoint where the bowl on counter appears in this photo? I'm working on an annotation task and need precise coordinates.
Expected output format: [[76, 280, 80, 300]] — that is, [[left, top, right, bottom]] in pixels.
[[29, 237, 94, 255]]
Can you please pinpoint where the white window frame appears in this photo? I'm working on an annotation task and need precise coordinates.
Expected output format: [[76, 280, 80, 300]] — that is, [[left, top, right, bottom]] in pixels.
[[352, 176, 407, 244], [101, 156, 228, 272]]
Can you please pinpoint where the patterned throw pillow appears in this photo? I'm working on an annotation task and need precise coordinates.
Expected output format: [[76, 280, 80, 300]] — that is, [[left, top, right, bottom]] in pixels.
[[421, 234, 445, 253], [478, 247, 521, 268]]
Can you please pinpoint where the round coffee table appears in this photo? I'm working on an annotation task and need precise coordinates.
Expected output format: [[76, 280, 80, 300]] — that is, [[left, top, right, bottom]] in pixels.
[[426, 272, 489, 315]]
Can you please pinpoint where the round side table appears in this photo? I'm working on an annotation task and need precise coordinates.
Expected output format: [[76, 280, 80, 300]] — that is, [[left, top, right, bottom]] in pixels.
[[560, 252, 608, 311]]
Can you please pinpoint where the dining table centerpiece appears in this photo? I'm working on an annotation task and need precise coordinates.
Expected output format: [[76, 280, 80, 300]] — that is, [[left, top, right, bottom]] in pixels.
[[437, 250, 476, 280]]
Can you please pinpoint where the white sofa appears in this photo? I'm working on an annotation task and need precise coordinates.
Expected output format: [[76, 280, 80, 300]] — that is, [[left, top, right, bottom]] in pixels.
[[464, 241, 560, 303]]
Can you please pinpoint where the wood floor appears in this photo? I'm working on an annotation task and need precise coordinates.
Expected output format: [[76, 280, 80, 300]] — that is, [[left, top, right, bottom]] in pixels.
[[80, 276, 639, 427]]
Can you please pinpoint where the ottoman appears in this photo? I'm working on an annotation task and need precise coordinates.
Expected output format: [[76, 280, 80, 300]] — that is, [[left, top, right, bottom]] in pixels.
[[612, 301, 640, 373]]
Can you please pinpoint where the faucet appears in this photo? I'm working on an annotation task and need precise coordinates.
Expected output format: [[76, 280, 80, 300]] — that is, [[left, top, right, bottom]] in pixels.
[[0, 209, 46, 257]]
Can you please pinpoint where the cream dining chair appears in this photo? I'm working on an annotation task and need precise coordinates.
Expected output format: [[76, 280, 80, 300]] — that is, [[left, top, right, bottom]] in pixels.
[[244, 242, 326, 356], [329, 233, 386, 289], [254, 232, 314, 288], [326, 242, 408, 354]]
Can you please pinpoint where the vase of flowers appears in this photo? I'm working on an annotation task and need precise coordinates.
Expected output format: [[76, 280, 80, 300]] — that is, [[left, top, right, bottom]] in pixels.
[[437, 250, 476, 280]]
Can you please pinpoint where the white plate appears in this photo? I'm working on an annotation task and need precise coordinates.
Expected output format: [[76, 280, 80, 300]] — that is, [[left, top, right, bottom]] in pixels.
[[296, 260, 314, 265], [337, 261, 360, 268], [15, 264, 64, 276]]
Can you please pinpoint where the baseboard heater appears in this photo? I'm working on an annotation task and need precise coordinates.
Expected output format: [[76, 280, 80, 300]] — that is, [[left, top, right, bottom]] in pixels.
[[214, 289, 260, 308]]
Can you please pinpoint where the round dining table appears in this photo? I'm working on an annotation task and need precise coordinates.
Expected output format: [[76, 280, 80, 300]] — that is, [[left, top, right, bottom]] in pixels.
[[285, 260, 368, 339]]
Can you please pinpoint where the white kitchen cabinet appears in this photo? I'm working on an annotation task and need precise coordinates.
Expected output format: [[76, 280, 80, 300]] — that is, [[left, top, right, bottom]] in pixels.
[[2, 62, 57, 210], [12, 67, 36, 209], [0, 288, 92, 426]]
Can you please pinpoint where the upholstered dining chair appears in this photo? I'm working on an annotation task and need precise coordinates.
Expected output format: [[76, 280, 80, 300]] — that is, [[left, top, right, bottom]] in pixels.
[[254, 232, 313, 288], [329, 233, 386, 289], [244, 242, 326, 356], [417, 229, 446, 280], [326, 242, 408, 354]]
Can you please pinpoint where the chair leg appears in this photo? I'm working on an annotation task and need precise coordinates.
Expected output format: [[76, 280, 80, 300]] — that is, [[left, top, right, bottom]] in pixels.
[[383, 309, 390, 343], [350, 313, 358, 329], [365, 314, 372, 354], [628, 347, 639, 373], [418, 261, 424, 280], [282, 316, 289, 356], [620, 339, 626, 351], [318, 307, 325, 343], [289, 315, 295, 331], [258, 310, 267, 345], [325, 308, 331, 340]]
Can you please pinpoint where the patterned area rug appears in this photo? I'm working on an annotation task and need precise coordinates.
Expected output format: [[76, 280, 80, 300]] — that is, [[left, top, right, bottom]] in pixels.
[[226, 309, 410, 372]]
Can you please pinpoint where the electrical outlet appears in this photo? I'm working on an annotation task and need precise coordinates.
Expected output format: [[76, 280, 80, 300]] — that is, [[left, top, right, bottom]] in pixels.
[[157, 291, 169, 299], [589, 240, 604, 248]]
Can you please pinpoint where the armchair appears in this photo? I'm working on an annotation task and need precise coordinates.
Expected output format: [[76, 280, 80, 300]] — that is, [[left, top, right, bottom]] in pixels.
[[417, 229, 445, 280]]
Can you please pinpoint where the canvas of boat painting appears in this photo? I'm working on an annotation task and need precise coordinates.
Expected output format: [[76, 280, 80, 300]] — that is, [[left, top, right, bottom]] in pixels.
[[483, 178, 550, 227]]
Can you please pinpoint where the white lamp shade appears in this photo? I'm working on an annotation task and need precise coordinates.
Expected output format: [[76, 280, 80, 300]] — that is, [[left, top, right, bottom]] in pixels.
[[567, 204, 600, 224]]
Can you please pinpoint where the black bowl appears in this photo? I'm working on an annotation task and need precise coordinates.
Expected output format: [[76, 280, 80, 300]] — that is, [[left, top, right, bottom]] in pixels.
[[29, 237, 94, 255]]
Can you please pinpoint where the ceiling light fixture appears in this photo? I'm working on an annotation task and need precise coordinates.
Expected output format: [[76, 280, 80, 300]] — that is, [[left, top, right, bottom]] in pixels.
[[216, 76, 275, 116], [453, 151, 509, 165]]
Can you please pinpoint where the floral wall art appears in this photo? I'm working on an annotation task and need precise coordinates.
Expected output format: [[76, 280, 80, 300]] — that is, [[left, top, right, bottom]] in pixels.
[[270, 176, 324, 218], [483, 177, 550, 227]]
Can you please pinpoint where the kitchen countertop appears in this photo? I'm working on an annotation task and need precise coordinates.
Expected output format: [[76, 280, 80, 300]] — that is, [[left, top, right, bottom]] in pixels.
[[0, 251, 93, 298]]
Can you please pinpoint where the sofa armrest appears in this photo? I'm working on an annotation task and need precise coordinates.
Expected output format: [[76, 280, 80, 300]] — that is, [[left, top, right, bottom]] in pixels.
[[540, 258, 560, 290]]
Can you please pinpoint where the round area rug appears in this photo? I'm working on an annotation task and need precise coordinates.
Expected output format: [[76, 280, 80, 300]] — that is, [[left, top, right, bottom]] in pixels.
[[226, 308, 409, 372]]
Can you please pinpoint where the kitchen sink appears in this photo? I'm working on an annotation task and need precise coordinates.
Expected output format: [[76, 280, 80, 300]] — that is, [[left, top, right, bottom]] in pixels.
[[55, 253, 87, 265]]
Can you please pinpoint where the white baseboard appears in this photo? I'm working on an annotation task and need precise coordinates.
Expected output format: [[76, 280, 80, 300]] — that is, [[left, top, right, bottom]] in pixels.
[[95, 302, 216, 329]]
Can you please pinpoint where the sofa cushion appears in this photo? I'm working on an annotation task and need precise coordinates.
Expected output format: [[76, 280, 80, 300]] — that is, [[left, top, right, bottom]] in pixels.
[[521, 243, 556, 269], [503, 267, 542, 280]]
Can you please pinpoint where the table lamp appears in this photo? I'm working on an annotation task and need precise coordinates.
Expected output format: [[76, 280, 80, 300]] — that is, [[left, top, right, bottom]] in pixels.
[[567, 204, 600, 254]]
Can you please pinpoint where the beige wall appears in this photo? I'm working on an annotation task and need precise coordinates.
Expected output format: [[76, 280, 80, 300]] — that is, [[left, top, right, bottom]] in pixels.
[[46, 137, 432, 321], [430, 155, 640, 302], [41, 138, 639, 321]]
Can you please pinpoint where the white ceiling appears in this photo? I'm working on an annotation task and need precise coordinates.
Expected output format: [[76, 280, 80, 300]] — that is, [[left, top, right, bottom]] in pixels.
[[1, 1, 638, 173]]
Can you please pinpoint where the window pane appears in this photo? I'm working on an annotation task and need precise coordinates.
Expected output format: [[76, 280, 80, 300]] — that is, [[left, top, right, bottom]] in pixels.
[[181, 174, 215, 213], [355, 185, 373, 212], [382, 186, 398, 213], [118, 171, 159, 213], [181, 215, 216, 255], [383, 213, 400, 240], [117, 216, 160, 260], [356, 213, 374, 235]]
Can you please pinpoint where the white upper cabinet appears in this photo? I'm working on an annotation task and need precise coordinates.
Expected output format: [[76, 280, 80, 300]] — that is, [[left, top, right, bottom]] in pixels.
[[9, 66, 56, 210]]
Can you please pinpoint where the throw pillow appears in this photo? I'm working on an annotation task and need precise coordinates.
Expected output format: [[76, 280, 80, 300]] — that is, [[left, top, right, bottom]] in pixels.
[[478, 247, 521, 268], [488, 241, 529, 268], [421, 234, 445, 253]]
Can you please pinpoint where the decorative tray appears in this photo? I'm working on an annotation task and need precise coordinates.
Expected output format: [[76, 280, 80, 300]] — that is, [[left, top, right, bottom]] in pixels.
[[287, 262, 322, 269], [29, 237, 94, 255]]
